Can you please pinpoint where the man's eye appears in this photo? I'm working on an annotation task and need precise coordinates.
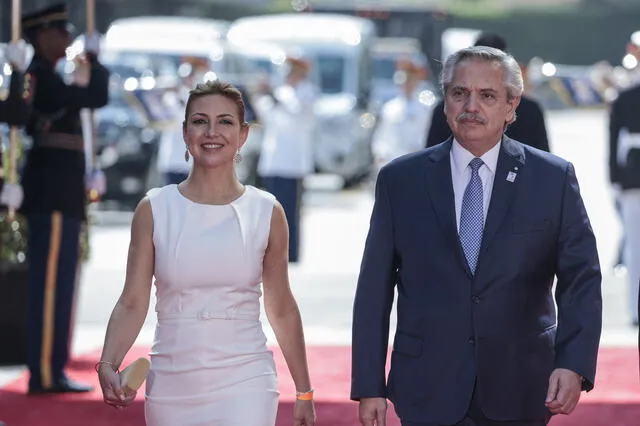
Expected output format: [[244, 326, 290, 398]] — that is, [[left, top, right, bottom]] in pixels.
[[483, 93, 496, 100]]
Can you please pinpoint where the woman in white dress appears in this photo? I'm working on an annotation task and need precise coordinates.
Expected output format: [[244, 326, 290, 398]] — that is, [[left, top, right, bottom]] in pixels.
[[96, 80, 316, 426]]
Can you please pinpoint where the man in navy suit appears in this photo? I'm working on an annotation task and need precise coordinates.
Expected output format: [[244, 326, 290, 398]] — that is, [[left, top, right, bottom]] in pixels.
[[351, 46, 602, 426]]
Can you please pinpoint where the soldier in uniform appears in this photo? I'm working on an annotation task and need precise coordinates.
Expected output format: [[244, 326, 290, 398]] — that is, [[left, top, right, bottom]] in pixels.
[[20, 3, 109, 394], [0, 41, 30, 211]]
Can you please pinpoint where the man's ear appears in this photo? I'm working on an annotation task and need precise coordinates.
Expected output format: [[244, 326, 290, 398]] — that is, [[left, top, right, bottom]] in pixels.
[[506, 95, 521, 125]]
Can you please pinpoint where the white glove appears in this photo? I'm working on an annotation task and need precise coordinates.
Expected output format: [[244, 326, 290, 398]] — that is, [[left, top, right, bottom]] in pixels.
[[84, 33, 101, 56], [86, 169, 106, 197], [0, 183, 24, 210], [4, 40, 28, 72]]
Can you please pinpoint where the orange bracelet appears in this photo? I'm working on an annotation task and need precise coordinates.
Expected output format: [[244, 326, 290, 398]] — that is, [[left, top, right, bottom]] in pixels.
[[296, 389, 314, 401]]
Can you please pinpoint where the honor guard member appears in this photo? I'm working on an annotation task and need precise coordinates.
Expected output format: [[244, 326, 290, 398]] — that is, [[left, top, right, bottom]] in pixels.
[[20, 3, 109, 394], [0, 41, 30, 211], [372, 59, 434, 171]]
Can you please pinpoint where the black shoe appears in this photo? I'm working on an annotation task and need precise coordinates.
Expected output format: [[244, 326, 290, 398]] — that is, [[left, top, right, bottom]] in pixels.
[[28, 377, 94, 395]]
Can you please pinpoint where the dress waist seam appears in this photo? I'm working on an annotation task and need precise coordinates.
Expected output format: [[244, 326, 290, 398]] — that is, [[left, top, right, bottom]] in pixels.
[[156, 310, 259, 321]]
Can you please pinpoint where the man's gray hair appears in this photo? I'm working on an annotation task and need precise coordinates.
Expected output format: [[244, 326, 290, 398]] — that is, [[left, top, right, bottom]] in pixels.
[[440, 46, 524, 100]]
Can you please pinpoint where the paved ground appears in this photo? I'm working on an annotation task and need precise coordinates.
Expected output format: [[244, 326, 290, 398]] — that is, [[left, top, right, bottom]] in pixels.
[[1, 107, 636, 388]]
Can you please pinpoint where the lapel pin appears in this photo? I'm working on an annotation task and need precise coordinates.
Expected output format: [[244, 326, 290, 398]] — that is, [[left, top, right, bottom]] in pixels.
[[506, 171, 517, 182]]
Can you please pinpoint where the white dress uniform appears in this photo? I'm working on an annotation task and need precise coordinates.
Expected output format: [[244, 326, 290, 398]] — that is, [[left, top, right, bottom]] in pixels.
[[256, 81, 317, 179], [372, 94, 434, 167]]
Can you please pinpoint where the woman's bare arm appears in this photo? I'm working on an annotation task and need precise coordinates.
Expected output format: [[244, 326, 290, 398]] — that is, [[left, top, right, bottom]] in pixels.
[[98, 197, 155, 368], [262, 202, 312, 393]]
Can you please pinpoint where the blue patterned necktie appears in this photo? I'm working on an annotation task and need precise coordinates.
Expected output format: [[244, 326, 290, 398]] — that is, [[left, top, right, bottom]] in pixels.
[[459, 158, 485, 274]]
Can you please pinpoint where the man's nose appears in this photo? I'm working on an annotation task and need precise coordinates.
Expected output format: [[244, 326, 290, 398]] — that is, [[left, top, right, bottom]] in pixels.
[[464, 92, 481, 112]]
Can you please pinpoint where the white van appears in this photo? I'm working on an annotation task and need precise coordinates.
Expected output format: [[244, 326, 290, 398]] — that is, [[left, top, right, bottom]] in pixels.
[[227, 13, 377, 185], [100, 16, 231, 84]]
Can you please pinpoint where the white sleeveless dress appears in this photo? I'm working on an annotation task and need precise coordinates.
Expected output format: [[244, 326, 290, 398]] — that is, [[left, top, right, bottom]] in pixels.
[[144, 184, 279, 426]]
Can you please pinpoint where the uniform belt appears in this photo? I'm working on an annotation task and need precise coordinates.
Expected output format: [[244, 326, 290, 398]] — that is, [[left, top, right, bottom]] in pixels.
[[35, 133, 83, 152]]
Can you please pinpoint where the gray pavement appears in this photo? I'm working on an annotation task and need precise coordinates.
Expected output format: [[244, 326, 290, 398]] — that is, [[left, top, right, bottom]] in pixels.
[[1, 107, 636, 388]]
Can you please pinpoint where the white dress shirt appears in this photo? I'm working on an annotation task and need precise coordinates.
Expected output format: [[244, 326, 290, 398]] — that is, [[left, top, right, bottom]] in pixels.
[[450, 139, 501, 231]]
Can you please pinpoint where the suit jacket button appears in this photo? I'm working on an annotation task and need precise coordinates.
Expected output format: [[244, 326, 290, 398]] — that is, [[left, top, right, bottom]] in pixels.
[[468, 337, 475, 344], [471, 295, 481, 304]]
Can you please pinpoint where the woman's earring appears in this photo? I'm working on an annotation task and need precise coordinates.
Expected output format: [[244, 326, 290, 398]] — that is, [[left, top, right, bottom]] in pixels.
[[234, 150, 243, 164], [184, 149, 190, 162]]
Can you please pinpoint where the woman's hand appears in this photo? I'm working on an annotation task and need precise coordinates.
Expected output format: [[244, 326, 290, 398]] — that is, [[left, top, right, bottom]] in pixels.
[[293, 399, 316, 426], [98, 364, 137, 409]]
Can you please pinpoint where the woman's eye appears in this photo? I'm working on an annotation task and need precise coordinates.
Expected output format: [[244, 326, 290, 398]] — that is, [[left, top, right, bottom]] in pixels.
[[193, 119, 207, 125], [220, 119, 233, 125]]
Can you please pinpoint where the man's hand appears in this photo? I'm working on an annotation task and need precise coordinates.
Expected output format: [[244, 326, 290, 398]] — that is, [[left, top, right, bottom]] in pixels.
[[86, 169, 106, 197], [545, 368, 583, 415], [72, 55, 91, 87], [359, 397, 387, 426]]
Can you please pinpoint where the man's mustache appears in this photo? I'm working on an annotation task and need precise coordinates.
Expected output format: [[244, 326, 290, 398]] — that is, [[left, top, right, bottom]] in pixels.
[[456, 112, 487, 124]]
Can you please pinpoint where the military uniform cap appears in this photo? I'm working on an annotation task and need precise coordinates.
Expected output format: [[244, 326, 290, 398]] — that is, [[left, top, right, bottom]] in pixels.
[[22, 3, 75, 41]]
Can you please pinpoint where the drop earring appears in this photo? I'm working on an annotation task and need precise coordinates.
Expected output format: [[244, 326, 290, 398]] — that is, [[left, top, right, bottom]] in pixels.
[[184, 149, 190, 162], [234, 150, 243, 164]]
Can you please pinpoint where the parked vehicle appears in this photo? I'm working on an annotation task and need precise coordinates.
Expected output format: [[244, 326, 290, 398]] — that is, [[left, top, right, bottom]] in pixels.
[[227, 13, 378, 185]]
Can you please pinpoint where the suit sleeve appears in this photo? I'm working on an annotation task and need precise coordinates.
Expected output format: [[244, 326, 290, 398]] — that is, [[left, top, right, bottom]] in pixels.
[[608, 99, 623, 184], [554, 162, 602, 391], [425, 100, 451, 148], [351, 168, 398, 400]]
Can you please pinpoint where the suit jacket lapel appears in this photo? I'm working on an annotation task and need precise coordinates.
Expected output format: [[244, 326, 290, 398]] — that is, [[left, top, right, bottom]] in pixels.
[[480, 136, 526, 255], [425, 139, 473, 277]]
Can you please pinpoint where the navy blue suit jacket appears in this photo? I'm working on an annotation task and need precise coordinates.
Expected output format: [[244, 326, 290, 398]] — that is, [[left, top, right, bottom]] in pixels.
[[351, 137, 602, 424]]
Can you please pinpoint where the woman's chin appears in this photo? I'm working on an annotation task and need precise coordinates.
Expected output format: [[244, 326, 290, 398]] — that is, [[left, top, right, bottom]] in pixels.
[[195, 156, 233, 170]]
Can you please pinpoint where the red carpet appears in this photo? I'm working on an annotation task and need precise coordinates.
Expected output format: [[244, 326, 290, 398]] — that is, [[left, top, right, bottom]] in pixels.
[[0, 347, 638, 425]]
